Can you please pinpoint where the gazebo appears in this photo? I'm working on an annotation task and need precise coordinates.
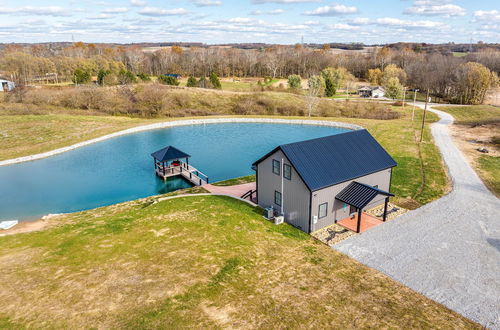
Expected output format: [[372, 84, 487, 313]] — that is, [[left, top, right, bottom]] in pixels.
[[151, 146, 191, 177], [335, 181, 394, 233], [151, 146, 209, 186]]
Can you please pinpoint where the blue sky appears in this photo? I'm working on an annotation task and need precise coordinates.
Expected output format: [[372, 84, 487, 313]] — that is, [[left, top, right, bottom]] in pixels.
[[0, 0, 498, 44]]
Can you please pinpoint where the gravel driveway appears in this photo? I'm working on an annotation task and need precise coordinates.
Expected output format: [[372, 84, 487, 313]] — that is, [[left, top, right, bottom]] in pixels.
[[335, 105, 500, 328]]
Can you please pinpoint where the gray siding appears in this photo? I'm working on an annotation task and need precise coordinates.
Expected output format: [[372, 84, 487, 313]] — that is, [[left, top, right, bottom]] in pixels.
[[256, 150, 311, 231], [310, 168, 393, 232]]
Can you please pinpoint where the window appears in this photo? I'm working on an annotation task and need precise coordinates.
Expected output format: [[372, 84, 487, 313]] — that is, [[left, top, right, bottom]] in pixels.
[[283, 164, 291, 180], [274, 191, 282, 206], [272, 159, 280, 175], [319, 202, 328, 218]]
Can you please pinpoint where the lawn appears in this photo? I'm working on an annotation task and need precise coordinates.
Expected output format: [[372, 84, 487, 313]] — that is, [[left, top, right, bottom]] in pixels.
[[435, 105, 500, 125], [0, 195, 478, 328], [477, 155, 500, 196], [212, 175, 256, 186]]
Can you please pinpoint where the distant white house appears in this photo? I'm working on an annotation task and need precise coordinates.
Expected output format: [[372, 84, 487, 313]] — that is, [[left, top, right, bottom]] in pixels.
[[0, 79, 15, 92], [358, 86, 385, 98]]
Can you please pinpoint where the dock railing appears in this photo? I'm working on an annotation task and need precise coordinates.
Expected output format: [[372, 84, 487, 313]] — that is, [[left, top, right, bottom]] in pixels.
[[155, 161, 209, 186]]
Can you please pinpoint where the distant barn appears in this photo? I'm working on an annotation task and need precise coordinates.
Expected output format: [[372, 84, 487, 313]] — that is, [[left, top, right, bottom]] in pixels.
[[0, 79, 15, 92]]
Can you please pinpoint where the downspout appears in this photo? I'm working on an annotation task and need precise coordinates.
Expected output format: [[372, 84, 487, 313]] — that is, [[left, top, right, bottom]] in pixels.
[[281, 158, 284, 215]]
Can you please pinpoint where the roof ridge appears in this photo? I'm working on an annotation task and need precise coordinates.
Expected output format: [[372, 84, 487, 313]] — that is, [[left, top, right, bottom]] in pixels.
[[279, 128, 366, 148]]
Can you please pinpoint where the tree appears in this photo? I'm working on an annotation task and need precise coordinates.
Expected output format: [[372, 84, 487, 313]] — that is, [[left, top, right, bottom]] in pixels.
[[72, 68, 91, 84], [136, 73, 151, 82], [381, 64, 407, 87], [287, 74, 301, 89], [97, 69, 111, 85], [198, 76, 208, 88], [306, 75, 324, 116], [210, 72, 221, 89], [385, 77, 403, 99], [367, 68, 382, 85], [452, 62, 497, 104], [158, 75, 180, 86], [186, 76, 198, 87], [321, 67, 347, 96]]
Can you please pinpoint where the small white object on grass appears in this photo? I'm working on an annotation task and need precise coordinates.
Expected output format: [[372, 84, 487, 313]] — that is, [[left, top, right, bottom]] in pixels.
[[0, 220, 18, 230]]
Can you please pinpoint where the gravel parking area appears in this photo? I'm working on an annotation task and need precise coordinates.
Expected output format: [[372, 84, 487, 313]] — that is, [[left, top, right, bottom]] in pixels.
[[335, 105, 500, 328]]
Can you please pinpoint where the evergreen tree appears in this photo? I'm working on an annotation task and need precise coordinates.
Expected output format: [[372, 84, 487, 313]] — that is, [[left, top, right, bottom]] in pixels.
[[186, 76, 197, 87], [287, 75, 301, 89], [158, 75, 180, 86], [210, 72, 221, 89], [72, 68, 91, 85]]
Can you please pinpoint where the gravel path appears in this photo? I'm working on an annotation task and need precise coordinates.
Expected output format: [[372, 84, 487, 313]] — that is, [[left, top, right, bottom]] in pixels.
[[334, 105, 500, 328]]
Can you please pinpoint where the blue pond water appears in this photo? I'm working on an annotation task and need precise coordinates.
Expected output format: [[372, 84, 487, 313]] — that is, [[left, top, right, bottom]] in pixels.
[[0, 123, 348, 221]]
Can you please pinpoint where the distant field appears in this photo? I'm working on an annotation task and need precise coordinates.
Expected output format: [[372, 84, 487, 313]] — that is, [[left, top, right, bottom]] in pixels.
[[452, 52, 468, 57], [0, 195, 478, 328]]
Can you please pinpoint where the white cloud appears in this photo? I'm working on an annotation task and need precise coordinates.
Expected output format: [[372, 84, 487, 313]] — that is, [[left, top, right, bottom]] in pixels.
[[404, 0, 465, 17], [250, 9, 284, 15], [329, 23, 359, 31], [252, 0, 319, 3], [88, 14, 113, 20], [102, 7, 129, 14], [191, 0, 222, 6], [473, 10, 500, 23], [130, 0, 146, 6], [138, 7, 190, 16], [0, 6, 70, 17], [375, 17, 445, 29], [304, 4, 358, 16]]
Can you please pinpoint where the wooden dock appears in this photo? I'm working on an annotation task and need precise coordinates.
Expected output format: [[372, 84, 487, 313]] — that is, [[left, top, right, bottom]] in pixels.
[[155, 161, 208, 186]]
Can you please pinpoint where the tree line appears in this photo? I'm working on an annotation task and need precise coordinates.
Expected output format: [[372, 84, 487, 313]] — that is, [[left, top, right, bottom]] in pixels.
[[0, 43, 498, 104]]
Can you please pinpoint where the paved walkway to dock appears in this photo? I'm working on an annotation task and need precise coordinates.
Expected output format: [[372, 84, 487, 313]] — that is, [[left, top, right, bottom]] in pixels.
[[335, 105, 500, 328], [203, 182, 256, 200]]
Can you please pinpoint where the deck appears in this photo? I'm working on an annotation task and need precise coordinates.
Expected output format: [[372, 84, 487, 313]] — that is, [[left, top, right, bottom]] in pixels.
[[337, 213, 383, 233], [155, 162, 208, 186]]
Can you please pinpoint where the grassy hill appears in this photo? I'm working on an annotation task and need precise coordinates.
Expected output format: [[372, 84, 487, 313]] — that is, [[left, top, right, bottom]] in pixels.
[[0, 195, 478, 329]]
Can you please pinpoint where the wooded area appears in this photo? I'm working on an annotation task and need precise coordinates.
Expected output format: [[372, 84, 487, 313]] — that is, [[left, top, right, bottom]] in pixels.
[[0, 42, 498, 104]]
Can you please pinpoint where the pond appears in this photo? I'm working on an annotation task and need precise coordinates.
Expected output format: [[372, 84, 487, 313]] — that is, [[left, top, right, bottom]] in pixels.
[[0, 122, 349, 221]]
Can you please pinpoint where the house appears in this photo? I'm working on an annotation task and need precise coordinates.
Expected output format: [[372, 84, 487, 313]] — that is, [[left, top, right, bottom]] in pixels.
[[0, 79, 15, 92], [252, 129, 397, 233], [358, 86, 385, 98]]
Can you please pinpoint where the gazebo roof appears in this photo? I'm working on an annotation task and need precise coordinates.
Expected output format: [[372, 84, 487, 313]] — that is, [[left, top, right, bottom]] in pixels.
[[151, 146, 191, 162]]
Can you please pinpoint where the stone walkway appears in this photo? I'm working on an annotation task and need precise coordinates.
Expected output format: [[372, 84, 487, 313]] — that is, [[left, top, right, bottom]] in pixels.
[[203, 182, 256, 200], [335, 105, 500, 328]]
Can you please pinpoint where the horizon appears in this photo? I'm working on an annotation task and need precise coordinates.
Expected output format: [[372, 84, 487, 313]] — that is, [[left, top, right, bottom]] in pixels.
[[0, 0, 498, 44]]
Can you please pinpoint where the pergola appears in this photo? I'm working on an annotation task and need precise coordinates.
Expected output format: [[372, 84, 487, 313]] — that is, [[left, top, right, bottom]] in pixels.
[[335, 181, 394, 233], [151, 146, 191, 177]]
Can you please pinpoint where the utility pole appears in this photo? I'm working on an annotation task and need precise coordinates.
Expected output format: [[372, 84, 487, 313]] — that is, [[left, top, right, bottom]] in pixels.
[[402, 87, 406, 109], [412, 88, 419, 121], [419, 89, 430, 143]]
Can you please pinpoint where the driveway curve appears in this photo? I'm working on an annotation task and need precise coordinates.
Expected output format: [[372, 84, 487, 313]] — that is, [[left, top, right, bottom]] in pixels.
[[335, 105, 500, 328]]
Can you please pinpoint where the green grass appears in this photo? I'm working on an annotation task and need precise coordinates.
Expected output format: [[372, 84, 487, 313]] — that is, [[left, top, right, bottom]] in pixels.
[[434, 105, 500, 125], [453, 52, 468, 57], [0, 195, 478, 328], [477, 155, 500, 196], [212, 175, 256, 186]]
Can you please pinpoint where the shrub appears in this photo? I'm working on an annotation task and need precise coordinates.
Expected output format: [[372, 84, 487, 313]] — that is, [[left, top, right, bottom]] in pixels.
[[210, 72, 221, 89], [198, 77, 209, 88], [158, 75, 180, 86], [118, 70, 137, 85], [186, 76, 197, 87], [97, 69, 111, 86], [288, 75, 301, 89], [136, 73, 151, 82]]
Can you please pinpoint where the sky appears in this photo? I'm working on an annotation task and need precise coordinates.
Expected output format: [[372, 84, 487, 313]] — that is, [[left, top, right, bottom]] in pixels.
[[0, 0, 498, 44]]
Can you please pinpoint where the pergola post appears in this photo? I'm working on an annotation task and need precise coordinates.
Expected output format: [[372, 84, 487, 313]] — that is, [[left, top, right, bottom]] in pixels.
[[383, 197, 389, 222], [356, 208, 362, 233]]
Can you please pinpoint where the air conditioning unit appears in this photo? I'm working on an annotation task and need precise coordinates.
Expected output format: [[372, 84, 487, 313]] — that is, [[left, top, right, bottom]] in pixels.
[[274, 215, 284, 225], [264, 207, 274, 220]]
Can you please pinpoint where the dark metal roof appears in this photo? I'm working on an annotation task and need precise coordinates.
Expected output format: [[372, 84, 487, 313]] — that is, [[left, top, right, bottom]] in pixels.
[[336, 181, 394, 210], [151, 146, 191, 162], [253, 129, 397, 191]]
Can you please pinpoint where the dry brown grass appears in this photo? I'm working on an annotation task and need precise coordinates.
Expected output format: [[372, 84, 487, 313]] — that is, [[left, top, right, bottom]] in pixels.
[[0, 196, 479, 329]]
